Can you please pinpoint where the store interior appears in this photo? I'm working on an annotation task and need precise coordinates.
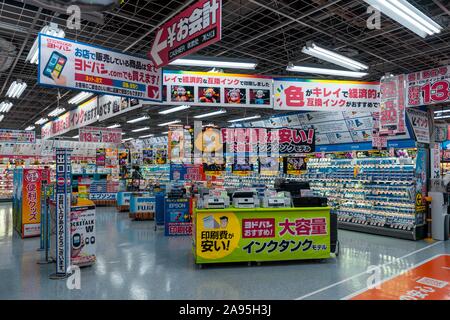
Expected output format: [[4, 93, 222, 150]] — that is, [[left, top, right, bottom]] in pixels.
[[0, 0, 449, 300]]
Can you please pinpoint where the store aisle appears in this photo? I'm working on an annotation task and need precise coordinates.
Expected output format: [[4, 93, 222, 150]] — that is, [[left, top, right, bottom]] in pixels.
[[0, 203, 448, 300]]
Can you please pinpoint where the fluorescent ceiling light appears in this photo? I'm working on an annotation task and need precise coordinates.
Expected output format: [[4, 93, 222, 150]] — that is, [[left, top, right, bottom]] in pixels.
[[364, 0, 442, 38], [139, 134, 154, 138], [48, 107, 66, 117], [434, 109, 450, 114], [158, 105, 190, 115], [158, 120, 181, 126], [161, 131, 169, 135], [0, 115, 4, 122], [132, 127, 150, 132], [35, 118, 49, 125], [194, 109, 227, 119], [121, 132, 126, 135], [122, 138, 133, 142], [228, 115, 261, 123], [302, 43, 368, 71], [68, 91, 94, 105], [168, 57, 257, 70], [127, 115, 149, 124], [25, 125, 35, 131], [72, 135, 79, 139], [287, 65, 368, 78], [107, 123, 121, 129], [26, 23, 65, 64], [6, 81, 27, 99], [434, 114, 450, 120], [0, 101, 13, 113]]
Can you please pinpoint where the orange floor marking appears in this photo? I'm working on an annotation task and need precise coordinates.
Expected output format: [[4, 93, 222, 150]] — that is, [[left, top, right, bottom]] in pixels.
[[351, 254, 450, 300]]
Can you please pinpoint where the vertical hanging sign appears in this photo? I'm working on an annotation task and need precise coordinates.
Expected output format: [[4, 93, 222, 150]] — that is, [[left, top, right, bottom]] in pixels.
[[54, 148, 71, 277], [379, 75, 406, 136], [148, 0, 222, 68]]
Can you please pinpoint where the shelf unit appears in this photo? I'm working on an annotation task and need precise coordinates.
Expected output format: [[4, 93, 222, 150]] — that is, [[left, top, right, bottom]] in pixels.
[[305, 155, 427, 240]]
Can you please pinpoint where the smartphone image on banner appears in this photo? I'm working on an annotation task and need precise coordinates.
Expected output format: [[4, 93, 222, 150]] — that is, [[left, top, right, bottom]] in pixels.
[[43, 51, 67, 79]]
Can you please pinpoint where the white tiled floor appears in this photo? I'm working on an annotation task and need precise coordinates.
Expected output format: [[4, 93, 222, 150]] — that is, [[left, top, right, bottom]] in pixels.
[[0, 203, 448, 299]]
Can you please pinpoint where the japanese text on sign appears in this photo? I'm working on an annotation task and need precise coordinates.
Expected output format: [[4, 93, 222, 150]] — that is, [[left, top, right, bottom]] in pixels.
[[149, 0, 222, 67], [274, 79, 380, 111], [39, 34, 162, 101]]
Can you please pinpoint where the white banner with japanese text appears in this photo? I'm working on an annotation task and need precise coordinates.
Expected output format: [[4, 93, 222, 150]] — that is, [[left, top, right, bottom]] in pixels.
[[273, 78, 380, 111], [163, 70, 273, 108], [38, 34, 162, 101], [407, 65, 450, 107]]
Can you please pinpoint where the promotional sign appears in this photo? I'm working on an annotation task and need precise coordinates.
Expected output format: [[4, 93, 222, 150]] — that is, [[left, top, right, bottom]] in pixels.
[[349, 255, 450, 300], [89, 193, 116, 201], [273, 78, 380, 111], [79, 126, 122, 144], [148, 0, 222, 68], [221, 127, 315, 157], [95, 148, 106, 166], [41, 97, 98, 139], [163, 70, 272, 108], [407, 109, 430, 144], [70, 202, 96, 266], [431, 143, 441, 179], [193, 208, 330, 263], [407, 66, 450, 107], [380, 75, 406, 135], [130, 195, 156, 215], [38, 34, 162, 101], [0, 129, 35, 144], [283, 157, 307, 175], [165, 198, 192, 236], [42, 96, 141, 140], [55, 148, 71, 276], [259, 157, 279, 176], [22, 169, 45, 237], [276, 128, 315, 155], [170, 164, 205, 181]]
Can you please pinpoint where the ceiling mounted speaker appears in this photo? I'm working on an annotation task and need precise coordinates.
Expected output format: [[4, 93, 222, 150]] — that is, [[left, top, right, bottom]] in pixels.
[[0, 37, 16, 72]]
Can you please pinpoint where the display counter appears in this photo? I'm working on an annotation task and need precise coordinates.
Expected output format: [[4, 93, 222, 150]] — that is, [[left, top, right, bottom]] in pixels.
[[116, 191, 132, 212], [129, 192, 155, 220], [193, 207, 334, 265]]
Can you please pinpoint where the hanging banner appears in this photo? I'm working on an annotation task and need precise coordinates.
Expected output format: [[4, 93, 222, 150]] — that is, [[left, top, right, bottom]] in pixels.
[[372, 112, 387, 149], [148, 0, 222, 68], [273, 78, 380, 111], [379, 75, 406, 135], [79, 126, 122, 144], [163, 70, 272, 108], [407, 65, 450, 107], [406, 109, 430, 144], [42, 96, 142, 140], [97, 95, 142, 120], [276, 128, 315, 155], [221, 127, 315, 157], [38, 34, 162, 101], [0, 129, 35, 144], [41, 97, 98, 139]]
